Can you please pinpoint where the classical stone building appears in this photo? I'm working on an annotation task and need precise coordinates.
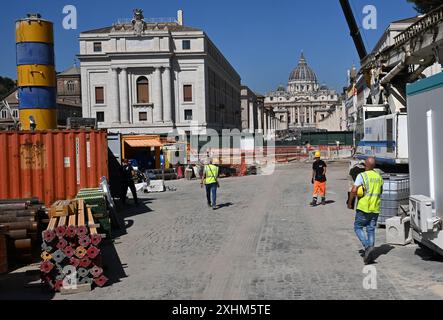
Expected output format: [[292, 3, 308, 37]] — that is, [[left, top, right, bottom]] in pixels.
[[56, 66, 83, 125], [0, 89, 19, 130], [240, 86, 282, 135], [78, 9, 241, 135], [240, 86, 259, 132], [316, 101, 347, 132], [265, 53, 340, 130], [57, 66, 82, 107]]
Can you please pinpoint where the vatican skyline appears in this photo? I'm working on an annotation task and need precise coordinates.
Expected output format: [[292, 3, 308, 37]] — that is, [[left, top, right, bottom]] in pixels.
[[0, 0, 417, 94]]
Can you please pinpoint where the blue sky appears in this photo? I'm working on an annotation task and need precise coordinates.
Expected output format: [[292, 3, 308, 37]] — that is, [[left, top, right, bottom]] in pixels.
[[1, 0, 417, 94]]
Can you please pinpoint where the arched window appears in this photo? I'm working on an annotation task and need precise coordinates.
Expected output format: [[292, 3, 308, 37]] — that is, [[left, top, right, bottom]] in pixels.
[[137, 76, 149, 103], [66, 80, 75, 93]]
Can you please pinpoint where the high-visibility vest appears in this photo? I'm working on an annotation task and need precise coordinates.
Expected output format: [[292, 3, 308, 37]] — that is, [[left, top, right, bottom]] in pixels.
[[204, 164, 219, 185], [357, 170, 384, 214]]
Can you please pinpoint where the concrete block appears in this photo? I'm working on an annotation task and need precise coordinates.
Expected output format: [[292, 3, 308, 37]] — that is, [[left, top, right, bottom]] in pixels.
[[146, 180, 165, 193], [386, 216, 412, 246], [128, 182, 145, 196]]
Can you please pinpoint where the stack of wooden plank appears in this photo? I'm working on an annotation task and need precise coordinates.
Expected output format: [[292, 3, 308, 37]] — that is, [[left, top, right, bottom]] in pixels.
[[76, 189, 111, 238], [0, 199, 44, 274], [40, 199, 108, 293], [49, 200, 78, 218]]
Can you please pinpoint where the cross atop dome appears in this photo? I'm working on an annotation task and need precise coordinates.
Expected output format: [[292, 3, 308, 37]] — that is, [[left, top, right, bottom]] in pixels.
[[299, 51, 306, 64]]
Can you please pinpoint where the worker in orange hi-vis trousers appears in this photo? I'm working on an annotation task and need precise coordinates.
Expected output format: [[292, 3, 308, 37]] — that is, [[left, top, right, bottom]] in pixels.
[[310, 151, 327, 207]]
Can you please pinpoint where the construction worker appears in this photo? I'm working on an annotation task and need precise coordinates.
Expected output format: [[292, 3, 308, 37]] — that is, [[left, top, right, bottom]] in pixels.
[[121, 159, 139, 205], [201, 158, 220, 210], [348, 157, 384, 265], [347, 160, 366, 209], [310, 151, 327, 206]]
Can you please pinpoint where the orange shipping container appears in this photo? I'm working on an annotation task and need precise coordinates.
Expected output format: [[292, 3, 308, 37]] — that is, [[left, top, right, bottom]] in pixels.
[[0, 130, 108, 207]]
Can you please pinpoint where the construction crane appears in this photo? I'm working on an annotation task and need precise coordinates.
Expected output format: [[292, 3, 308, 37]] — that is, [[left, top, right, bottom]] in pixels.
[[339, 0, 367, 61]]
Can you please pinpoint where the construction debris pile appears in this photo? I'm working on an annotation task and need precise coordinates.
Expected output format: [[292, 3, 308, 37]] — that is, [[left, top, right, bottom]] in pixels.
[[0, 199, 45, 274], [40, 199, 108, 292]]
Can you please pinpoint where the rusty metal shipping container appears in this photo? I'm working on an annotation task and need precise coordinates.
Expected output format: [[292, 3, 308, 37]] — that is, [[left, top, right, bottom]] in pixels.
[[0, 130, 108, 207]]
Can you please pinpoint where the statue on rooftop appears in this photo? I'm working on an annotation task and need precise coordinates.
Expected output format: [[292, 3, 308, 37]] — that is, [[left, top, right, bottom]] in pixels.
[[132, 8, 146, 36]]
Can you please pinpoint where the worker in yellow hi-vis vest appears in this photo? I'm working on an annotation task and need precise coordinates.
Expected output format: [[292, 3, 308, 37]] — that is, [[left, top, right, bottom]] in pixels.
[[348, 157, 384, 265], [201, 158, 220, 210]]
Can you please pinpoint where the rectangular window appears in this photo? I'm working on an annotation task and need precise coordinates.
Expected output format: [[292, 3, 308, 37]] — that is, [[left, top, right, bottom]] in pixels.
[[182, 40, 191, 50], [183, 85, 193, 102], [0, 110, 7, 119], [137, 79, 149, 104], [96, 112, 104, 123], [387, 118, 394, 153], [184, 110, 193, 121], [95, 87, 104, 104], [12, 109, 18, 118], [93, 42, 102, 52], [139, 112, 147, 121]]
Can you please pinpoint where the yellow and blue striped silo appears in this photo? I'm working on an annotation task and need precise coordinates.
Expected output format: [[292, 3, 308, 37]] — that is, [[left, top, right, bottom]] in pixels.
[[16, 13, 57, 130]]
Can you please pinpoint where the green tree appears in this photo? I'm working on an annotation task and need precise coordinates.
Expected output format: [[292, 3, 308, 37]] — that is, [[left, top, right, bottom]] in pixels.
[[0, 76, 16, 98], [407, 0, 442, 14]]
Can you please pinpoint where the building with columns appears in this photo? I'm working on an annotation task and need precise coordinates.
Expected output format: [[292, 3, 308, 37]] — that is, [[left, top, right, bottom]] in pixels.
[[240, 86, 284, 136], [78, 9, 241, 135], [264, 53, 340, 131], [240, 86, 259, 132]]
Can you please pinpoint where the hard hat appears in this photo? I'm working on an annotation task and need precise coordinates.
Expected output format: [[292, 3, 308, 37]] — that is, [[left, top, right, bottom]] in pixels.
[[315, 151, 321, 158], [357, 186, 365, 198]]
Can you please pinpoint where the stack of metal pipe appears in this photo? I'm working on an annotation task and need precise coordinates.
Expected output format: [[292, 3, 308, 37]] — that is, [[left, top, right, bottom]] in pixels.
[[0, 198, 43, 273], [40, 199, 108, 292]]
